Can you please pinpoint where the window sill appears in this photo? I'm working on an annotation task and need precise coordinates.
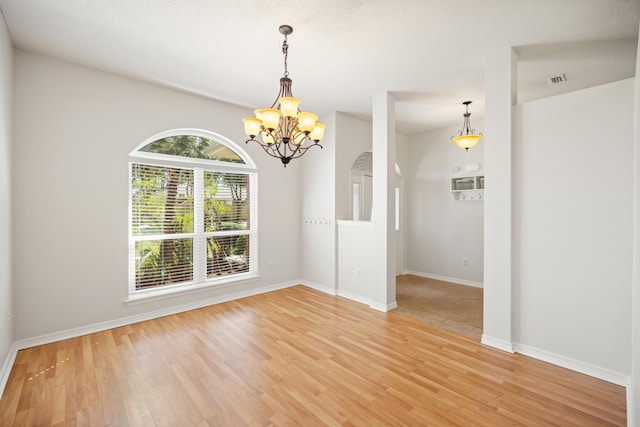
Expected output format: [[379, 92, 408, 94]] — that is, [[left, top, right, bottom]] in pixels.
[[124, 273, 261, 306]]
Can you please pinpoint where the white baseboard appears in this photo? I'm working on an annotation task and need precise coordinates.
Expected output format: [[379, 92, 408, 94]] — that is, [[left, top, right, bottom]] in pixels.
[[309, 283, 398, 313], [0, 279, 349, 400], [403, 270, 483, 288], [513, 342, 631, 387], [405, 271, 630, 390], [337, 289, 371, 306], [481, 335, 514, 353], [2, 277, 631, 418], [13, 280, 299, 352], [479, 337, 630, 388], [299, 280, 337, 296], [0, 342, 18, 398], [1, 280, 309, 399], [369, 301, 398, 312]]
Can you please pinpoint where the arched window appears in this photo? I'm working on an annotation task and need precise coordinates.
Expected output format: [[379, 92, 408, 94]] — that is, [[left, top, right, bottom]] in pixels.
[[128, 129, 257, 299]]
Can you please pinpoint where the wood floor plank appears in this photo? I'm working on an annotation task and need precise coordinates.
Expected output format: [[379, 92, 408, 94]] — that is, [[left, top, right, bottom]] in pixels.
[[0, 285, 627, 426]]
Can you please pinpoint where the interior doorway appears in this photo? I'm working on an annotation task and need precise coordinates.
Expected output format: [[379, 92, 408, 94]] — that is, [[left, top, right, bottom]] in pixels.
[[394, 141, 484, 341]]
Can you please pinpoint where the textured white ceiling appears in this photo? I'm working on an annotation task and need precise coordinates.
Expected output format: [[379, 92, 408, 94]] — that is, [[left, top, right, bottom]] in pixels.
[[0, 0, 638, 135]]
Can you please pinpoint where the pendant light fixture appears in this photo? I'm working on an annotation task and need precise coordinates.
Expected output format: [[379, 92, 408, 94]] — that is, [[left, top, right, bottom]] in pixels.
[[242, 25, 326, 167], [451, 101, 483, 151]]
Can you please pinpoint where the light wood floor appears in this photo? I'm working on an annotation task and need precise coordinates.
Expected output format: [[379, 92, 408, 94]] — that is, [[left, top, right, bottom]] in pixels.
[[0, 285, 626, 426]]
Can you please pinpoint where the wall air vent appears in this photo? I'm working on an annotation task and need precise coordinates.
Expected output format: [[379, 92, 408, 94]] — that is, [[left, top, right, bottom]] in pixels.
[[547, 73, 567, 84]]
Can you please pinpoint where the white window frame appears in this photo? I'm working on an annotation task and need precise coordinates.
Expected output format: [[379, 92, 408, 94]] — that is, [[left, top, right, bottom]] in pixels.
[[126, 129, 258, 304]]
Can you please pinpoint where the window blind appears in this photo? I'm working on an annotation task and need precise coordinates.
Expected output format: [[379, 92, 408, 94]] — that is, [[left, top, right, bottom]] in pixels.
[[130, 164, 195, 290], [129, 162, 256, 292]]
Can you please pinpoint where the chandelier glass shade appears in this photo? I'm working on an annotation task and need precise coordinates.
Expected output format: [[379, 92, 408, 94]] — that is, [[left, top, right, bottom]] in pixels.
[[242, 25, 326, 167], [451, 101, 483, 151]]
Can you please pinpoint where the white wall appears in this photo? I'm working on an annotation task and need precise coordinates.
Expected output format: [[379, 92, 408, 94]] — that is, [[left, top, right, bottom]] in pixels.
[[406, 123, 485, 286], [11, 51, 302, 340], [300, 112, 336, 291], [337, 221, 373, 303], [0, 12, 13, 392], [512, 78, 634, 377], [632, 22, 640, 425]]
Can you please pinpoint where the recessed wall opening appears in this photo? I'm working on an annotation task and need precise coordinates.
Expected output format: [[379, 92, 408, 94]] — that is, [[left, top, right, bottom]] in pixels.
[[398, 127, 485, 341]]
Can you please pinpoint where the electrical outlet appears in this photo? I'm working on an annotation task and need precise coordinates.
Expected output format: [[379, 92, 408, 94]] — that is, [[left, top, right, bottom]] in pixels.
[[268, 261, 272, 270], [463, 258, 469, 266], [5, 311, 10, 325]]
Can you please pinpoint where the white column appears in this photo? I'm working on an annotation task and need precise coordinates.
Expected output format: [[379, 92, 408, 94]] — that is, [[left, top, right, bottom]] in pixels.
[[370, 92, 397, 311], [482, 47, 517, 352]]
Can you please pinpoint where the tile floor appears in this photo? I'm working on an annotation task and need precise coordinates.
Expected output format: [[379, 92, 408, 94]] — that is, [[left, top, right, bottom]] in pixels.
[[395, 274, 483, 340]]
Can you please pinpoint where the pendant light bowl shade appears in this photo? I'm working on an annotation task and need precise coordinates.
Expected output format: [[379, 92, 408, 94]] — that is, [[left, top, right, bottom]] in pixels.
[[256, 108, 281, 130], [309, 123, 326, 142], [297, 112, 319, 132], [242, 117, 262, 138], [452, 134, 482, 150], [279, 97, 300, 117]]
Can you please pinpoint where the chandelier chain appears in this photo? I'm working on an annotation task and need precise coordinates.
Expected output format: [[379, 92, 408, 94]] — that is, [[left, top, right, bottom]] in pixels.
[[282, 35, 289, 77]]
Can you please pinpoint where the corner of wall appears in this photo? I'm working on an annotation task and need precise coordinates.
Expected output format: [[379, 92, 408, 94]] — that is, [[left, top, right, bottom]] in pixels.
[[0, 5, 14, 400], [629, 20, 640, 427]]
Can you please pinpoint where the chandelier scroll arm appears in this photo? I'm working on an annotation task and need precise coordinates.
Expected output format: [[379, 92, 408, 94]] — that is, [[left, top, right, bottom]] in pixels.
[[288, 141, 323, 160], [250, 138, 286, 161]]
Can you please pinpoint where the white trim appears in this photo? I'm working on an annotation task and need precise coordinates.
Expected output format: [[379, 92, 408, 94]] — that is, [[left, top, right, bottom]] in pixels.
[[0, 342, 18, 398], [337, 289, 371, 306], [16, 281, 299, 352], [513, 342, 631, 387], [0, 280, 384, 399], [299, 280, 337, 296], [130, 153, 253, 173], [2, 280, 630, 403], [125, 273, 261, 305], [481, 334, 514, 353], [130, 128, 257, 170], [370, 301, 398, 312], [404, 270, 484, 288], [127, 137, 258, 297], [336, 220, 372, 227]]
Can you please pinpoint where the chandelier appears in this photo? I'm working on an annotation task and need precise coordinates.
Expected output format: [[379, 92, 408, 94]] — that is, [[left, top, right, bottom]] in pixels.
[[451, 101, 483, 151], [242, 25, 326, 167]]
